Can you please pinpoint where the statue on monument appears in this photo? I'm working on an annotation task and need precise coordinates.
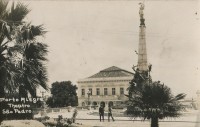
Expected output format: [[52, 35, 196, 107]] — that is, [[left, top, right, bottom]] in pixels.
[[139, 3, 145, 26], [139, 3, 145, 19]]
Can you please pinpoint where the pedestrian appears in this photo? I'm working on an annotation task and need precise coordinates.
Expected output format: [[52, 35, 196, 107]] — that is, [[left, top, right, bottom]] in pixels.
[[108, 105, 115, 122], [99, 104, 104, 122], [72, 107, 78, 123]]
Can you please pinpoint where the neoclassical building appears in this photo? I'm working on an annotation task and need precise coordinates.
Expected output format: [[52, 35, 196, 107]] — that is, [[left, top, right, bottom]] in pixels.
[[77, 66, 133, 107]]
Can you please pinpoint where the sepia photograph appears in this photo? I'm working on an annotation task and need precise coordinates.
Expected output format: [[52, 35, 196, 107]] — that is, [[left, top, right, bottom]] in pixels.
[[0, 0, 199, 127]]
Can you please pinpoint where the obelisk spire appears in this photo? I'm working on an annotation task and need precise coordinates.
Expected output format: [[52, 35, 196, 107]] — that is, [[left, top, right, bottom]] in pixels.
[[137, 3, 148, 72]]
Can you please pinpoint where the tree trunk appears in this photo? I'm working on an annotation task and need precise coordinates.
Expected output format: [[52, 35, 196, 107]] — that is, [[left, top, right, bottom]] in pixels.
[[0, 76, 5, 124], [151, 116, 159, 127], [0, 83, 4, 124], [0, 68, 5, 98]]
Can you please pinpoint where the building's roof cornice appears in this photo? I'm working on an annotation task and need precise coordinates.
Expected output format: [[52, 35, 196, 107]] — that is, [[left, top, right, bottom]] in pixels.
[[77, 76, 133, 83]]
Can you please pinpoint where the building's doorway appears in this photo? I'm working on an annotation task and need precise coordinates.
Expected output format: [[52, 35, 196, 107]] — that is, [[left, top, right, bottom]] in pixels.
[[82, 102, 85, 107], [92, 101, 98, 109], [93, 101, 97, 106], [108, 101, 114, 107]]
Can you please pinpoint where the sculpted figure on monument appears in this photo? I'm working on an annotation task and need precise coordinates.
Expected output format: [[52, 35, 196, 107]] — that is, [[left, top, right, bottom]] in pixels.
[[139, 3, 145, 26], [139, 3, 145, 19]]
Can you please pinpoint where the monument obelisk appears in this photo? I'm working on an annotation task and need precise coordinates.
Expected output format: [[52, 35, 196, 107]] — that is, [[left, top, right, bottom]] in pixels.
[[137, 3, 148, 72]]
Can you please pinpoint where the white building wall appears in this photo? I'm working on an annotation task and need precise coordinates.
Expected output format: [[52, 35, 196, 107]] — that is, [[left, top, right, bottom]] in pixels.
[[77, 77, 132, 107]]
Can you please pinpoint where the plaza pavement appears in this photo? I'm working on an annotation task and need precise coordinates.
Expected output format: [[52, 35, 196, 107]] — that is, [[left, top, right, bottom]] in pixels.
[[77, 119, 197, 127], [1, 109, 200, 127], [35, 108, 199, 127], [76, 110, 200, 127]]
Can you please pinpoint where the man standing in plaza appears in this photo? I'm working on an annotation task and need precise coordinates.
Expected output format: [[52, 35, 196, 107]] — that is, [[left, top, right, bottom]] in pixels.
[[99, 104, 104, 122], [108, 105, 115, 122], [72, 107, 78, 123]]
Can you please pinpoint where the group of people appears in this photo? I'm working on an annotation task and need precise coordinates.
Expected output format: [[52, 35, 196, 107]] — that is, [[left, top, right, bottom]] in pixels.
[[99, 104, 115, 122]]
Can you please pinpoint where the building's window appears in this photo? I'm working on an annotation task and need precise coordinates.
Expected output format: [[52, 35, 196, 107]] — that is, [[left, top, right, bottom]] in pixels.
[[96, 88, 100, 95], [104, 88, 108, 95], [81, 89, 85, 96], [120, 88, 124, 95], [89, 88, 92, 95], [112, 88, 116, 95]]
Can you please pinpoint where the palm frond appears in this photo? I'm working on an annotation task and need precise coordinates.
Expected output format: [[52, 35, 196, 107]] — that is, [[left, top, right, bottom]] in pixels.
[[20, 24, 46, 41], [24, 42, 48, 61], [2, 60, 22, 93], [174, 93, 186, 101], [31, 25, 46, 37], [0, 0, 9, 19], [19, 42, 49, 95], [6, 2, 30, 23]]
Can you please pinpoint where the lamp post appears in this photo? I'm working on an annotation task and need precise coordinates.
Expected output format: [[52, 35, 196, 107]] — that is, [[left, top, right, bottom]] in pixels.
[[40, 90, 47, 116], [87, 90, 91, 110], [40, 91, 46, 99]]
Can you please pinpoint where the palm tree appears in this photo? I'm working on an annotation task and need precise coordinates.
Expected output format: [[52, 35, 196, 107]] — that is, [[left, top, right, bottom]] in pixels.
[[0, 0, 48, 98], [0, 0, 49, 123], [127, 68, 186, 127]]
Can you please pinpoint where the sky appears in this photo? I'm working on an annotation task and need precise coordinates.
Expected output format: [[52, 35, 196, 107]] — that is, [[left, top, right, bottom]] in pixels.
[[21, 0, 200, 98]]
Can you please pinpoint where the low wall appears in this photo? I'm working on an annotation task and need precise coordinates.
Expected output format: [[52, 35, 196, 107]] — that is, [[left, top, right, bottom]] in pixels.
[[33, 107, 73, 115]]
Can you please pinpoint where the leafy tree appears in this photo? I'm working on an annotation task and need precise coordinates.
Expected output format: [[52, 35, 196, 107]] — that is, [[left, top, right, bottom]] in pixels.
[[47, 81, 78, 107], [127, 66, 186, 127], [0, 0, 48, 98]]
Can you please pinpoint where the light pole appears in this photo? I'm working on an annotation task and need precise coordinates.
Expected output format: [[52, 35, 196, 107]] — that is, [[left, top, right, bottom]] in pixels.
[[87, 90, 91, 110], [40, 90, 47, 116], [40, 91, 46, 99]]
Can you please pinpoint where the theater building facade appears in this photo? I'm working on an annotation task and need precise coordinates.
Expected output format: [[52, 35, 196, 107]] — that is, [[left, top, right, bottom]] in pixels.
[[77, 66, 133, 108]]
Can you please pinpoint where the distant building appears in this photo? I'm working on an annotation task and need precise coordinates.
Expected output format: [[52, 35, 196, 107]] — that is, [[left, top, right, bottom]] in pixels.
[[180, 91, 200, 110], [77, 66, 133, 108], [179, 98, 195, 110]]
